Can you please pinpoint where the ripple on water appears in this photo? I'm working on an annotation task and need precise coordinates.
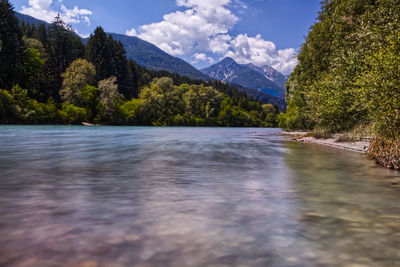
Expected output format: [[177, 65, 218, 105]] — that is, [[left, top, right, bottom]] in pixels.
[[0, 126, 399, 266]]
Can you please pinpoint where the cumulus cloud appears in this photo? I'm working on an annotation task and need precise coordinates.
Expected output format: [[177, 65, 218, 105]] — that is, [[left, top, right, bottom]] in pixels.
[[126, 0, 238, 56], [126, 0, 297, 74], [209, 34, 232, 54], [191, 53, 215, 64], [126, 28, 137, 37], [21, 0, 92, 25]]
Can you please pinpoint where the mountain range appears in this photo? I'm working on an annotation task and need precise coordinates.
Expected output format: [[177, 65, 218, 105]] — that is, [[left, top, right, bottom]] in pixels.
[[201, 57, 288, 98], [15, 13, 208, 80], [245, 63, 289, 90], [104, 33, 209, 80], [15, 12, 287, 106], [15, 12, 49, 26]]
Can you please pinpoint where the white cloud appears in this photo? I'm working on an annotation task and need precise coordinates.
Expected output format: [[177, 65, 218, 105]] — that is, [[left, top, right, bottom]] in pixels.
[[224, 34, 298, 74], [191, 53, 215, 64], [125, 28, 137, 37], [126, 0, 238, 56], [73, 29, 90, 38], [21, 0, 92, 25], [125, 0, 298, 74], [209, 34, 232, 54]]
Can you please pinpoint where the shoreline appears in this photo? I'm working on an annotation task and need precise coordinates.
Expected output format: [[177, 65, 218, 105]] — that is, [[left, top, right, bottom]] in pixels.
[[281, 131, 370, 154]]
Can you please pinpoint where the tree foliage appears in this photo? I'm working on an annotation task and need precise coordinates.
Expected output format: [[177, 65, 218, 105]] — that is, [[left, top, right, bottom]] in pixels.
[[282, 0, 400, 138], [60, 58, 96, 105], [43, 15, 84, 101], [0, 0, 24, 89]]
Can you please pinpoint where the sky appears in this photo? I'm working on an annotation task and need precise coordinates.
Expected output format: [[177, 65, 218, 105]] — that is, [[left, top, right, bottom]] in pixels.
[[10, 0, 321, 74]]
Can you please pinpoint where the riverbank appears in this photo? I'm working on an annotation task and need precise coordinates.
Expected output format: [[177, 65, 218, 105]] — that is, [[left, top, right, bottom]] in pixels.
[[282, 131, 400, 188], [281, 131, 370, 153]]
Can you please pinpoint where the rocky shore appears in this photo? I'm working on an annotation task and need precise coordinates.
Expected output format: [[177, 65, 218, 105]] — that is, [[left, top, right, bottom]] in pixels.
[[281, 131, 370, 153], [282, 131, 400, 188]]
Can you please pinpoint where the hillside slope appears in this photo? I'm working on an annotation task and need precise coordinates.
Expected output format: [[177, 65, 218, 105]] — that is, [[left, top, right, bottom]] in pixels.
[[15, 12, 209, 80], [106, 33, 209, 80]]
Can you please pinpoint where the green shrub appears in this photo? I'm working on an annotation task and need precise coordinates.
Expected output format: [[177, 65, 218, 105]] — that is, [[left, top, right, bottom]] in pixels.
[[58, 103, 88, 124]]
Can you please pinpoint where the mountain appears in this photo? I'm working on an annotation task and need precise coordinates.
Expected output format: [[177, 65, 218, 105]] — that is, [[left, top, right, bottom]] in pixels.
[[105, 33, 209, 80], [15, 12, 209, 80], [15, 12, 50, 27], [201, 57, 286, 98], [245, 63, 289, 89], [231, 83, 286, 110]]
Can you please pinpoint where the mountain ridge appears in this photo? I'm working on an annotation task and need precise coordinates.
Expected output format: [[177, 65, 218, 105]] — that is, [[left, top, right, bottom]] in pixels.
[[15, 12, 50, 27], [201, 57, 287, 98], [15, 12, 209, 81], [104, 33, 210, 80]]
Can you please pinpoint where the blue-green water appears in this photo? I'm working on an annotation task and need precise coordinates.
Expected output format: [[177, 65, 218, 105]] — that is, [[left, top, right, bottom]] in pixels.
[[0, 126, 399, 267]]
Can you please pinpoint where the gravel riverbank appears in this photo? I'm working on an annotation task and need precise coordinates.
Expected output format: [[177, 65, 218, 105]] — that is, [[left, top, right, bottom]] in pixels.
[[281, 131, 370, 153]]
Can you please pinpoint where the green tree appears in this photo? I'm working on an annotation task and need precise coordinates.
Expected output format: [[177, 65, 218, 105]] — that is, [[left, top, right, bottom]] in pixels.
[[0, 89, 18, 123], [110, 38, 130, 97], [85, 27, 114, 81], [26, 98, 58, 124], [98, 76, 123, 123], [126, 59, 139, 98], [43, 15, 84, 101], [58, 103, 88, 124], [183, 84, 223, 121], [23, 37, 46, 57], [283, 0, 400, 132], [23, 37, 46, 97], [356, 34, 400, 138], [120, 98, 144, 125], [78, 84, 99, 120], [60, 59, 96, 105], [0, 0, 24, 89]]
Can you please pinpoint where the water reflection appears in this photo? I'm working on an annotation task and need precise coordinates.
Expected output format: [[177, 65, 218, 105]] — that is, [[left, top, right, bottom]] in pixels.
[[285, 142, 400, 266], [0, 126, 399, 266]]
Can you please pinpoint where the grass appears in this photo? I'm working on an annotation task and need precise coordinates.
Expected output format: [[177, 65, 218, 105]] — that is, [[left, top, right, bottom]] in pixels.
[[336, 124, 373, 143], [336, 133, 358, 143], [308, 129, 333, 139], [369, 137, 400, 170]]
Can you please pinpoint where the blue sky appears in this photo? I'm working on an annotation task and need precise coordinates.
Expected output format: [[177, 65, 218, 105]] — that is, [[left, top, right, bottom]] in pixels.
[[11, 0, 321, 74]]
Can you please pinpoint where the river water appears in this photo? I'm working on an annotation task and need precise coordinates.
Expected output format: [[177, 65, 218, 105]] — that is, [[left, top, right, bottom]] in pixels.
[[0, 126, 399, 267]]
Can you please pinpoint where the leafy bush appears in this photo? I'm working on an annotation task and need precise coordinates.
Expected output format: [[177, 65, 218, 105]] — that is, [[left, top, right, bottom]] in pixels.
[[58, 103, 87, 124], [0, 89, 18, 124]]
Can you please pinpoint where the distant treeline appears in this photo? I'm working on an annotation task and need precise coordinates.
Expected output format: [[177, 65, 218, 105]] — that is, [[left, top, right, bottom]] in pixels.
[[279, 0, 400, 168], [0, 0, 279, 127]]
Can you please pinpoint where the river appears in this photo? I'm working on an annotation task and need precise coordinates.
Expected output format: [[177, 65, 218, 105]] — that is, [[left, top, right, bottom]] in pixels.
[[0, 126, 399, 266]]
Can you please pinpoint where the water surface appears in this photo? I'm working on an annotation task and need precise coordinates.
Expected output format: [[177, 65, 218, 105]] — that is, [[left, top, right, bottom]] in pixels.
[[0, 126, 399, 266]]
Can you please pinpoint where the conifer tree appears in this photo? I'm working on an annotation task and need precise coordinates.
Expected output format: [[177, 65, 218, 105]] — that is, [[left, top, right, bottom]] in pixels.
[[0, 0, 24, 89], [110, 38, 129, 96], [85, 27, 114, 81], [43, 15, 84, 100]]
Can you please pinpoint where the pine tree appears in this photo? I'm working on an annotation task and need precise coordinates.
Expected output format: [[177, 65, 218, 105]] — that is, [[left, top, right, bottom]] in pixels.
[[85, 27, 114, 81], [37, 23, 47, 46], [110, 38, 130, 97], [126, 59, 139, 98], [43, 15, 84, 101], [0, 0, 24, 89]]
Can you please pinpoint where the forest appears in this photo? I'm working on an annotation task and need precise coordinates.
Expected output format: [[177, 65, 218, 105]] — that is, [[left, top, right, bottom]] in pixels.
[[0, 0, 279, 127], [280, 0, 400, 168]]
